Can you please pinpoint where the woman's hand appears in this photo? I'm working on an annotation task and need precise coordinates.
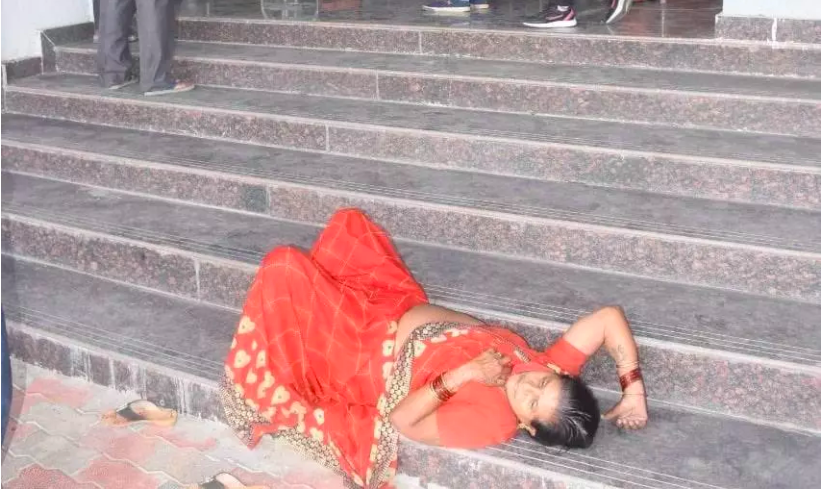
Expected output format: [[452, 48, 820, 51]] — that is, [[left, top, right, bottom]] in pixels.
[[460, 349, 512, 387], [603, 391, 648, 430]]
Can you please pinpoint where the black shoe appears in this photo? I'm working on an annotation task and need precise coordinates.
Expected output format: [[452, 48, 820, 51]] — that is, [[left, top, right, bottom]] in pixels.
[[605, 0, 632, 24], [522, 4, 577, 28]]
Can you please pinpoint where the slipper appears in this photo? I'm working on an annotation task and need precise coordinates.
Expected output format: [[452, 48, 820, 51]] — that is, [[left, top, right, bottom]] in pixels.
[[107, 78, 138, 90], [186, 473, 270, 489], [100, 400, 178, 427], [144, 80, 195, 97]]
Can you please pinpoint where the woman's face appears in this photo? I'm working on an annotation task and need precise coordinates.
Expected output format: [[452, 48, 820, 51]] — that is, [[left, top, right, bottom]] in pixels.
[[504, 370, 563, 434]]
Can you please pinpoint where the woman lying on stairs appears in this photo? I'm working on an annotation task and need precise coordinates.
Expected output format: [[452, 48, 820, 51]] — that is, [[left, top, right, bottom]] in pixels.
[[221, 208, 648, 488]]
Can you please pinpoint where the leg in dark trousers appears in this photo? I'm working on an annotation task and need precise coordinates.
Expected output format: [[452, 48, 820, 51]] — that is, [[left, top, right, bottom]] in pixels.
[[94, 0, 101, 29], [1, 311, 11, 445], [97, 0, 137, 87], [135, 0, 177, 92]]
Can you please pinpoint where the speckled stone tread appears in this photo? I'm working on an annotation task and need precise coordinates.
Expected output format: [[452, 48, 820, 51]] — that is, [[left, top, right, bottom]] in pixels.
[[173, 18, 822, 78], [53, 41, 822, 137], [2, 175, 820, 432], [2, 115, 818, 250], [6, 73, 820, 167], [55, 41, 822, 101], [2, 116, 820, 301], [2, 257, 820, 489], [2, 172, 819, 361], [6, 75, 820, 211]]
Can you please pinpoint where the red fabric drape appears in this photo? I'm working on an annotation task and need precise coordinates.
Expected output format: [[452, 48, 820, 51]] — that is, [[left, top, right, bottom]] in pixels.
[[223, 209, 427, 488]]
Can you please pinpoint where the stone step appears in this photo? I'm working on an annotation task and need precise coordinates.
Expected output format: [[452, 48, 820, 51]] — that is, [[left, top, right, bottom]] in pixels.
[[5, 74, 820, 211], [2, 174, 818, 431], [176, 18, 822, 78], [2, 115, 819, 300], [3, 256, 819, 489], [53, 41, 822, 137]]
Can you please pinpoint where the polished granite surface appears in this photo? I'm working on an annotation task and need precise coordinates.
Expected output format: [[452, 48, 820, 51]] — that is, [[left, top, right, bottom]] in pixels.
[[178, 0, 722, 38]]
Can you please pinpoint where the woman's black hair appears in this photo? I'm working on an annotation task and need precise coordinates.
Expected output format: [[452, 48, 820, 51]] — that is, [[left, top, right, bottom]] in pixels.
[[529, 376, 600, 449]]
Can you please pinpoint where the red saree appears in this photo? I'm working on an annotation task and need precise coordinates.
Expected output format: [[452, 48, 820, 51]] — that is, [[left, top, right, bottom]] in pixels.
[[220, 209, 590, 487], [220, 209, 428, 488]]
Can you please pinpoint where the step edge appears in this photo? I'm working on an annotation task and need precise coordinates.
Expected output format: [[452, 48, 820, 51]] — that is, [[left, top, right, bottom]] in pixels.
[[7, 315, 820, 489], [177, 16, 822, 50], [7, 82, 820, 170], [6, 271, 820, 440], [3, 211, 820, 367], [4, 171, 820, 308], [4, 105, 822, 175], [53, 44, 822, 104], [3, 142, 819, 256]]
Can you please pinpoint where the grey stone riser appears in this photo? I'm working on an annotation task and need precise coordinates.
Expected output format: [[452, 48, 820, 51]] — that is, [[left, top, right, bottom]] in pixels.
[[176, 18, 822, 78], [1, 214, 819, 432], [1, 141, 819, 301], [2, 258, 820, 489], [53, 45, 822, 138]]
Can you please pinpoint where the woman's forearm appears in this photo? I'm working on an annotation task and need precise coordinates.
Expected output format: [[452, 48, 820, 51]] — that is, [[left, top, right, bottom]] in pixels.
[[388, 366, 470, 429], [601, 308, 645, 393], [563, 306, 644, 393]]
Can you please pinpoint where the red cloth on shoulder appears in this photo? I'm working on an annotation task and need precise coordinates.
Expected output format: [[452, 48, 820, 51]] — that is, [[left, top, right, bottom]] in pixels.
[[542, 338, 588, 377]]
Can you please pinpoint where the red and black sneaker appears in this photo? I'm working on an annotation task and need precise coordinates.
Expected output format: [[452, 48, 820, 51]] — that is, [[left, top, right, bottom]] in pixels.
[[605, 0, 633, 24], [522, 3, 577, 28]]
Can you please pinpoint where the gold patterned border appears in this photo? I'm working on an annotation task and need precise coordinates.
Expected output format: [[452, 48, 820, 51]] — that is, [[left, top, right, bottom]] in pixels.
[[219, 376, 358, 488], [369, 322, 464, 488], [219, 321, 463, 489]]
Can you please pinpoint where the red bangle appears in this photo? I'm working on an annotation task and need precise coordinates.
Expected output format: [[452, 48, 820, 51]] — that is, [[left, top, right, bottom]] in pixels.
[[431, 374, 455, 402], [619, 368, 643, 391]]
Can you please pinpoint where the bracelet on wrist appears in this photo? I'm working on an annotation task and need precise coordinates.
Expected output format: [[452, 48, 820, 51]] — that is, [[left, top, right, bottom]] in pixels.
[[616, 360, 640, 370], [619, 368, 643, 391], [430, 373, 455, 402]]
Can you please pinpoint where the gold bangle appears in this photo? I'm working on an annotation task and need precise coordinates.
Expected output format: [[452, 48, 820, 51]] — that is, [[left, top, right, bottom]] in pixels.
[[431, 373, 455, 402], [616, 360, 640, 369], [619, 368, 643, 391]]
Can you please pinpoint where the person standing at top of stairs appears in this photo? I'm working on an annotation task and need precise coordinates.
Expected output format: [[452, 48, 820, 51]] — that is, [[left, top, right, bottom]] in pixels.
[[422, 0, 634, 28], [523, 0, 633, 27], [97, 0, 195, 96]]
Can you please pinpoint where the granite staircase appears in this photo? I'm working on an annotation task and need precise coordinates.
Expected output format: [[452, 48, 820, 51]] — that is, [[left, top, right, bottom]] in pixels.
[[1, 8, 820, 489]]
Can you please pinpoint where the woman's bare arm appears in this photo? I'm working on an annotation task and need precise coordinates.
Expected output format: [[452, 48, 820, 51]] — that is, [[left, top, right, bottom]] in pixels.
[[562, 306, 639, 374], [389, 349, 511, 444], [387, 365, 472, 445], [561, 306, 648, 429], [387, 304, 487, 444]]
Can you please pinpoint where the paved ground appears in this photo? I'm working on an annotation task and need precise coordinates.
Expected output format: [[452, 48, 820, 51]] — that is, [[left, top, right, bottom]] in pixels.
[[1, 361, 431, 489]]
